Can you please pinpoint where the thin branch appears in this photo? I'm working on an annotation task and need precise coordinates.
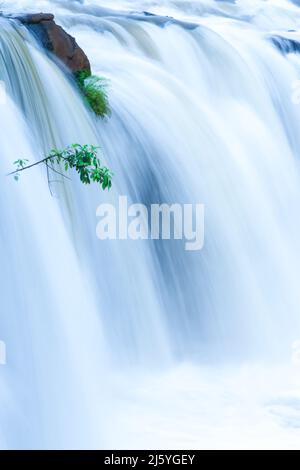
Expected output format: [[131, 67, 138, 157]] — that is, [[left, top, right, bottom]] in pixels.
[[7, 154, 71, 176], [8, 145, 112, 193], [46, 162, 72, 180], [46, 163, 54, 197], [7, 156, 51, 176]]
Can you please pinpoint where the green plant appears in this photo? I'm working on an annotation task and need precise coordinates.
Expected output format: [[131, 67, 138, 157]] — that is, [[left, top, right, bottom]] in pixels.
[[75, 70, 110, 118], [10, 144, 113, 191], [75, 69, 90, 88], [12, 159, 29, 181]]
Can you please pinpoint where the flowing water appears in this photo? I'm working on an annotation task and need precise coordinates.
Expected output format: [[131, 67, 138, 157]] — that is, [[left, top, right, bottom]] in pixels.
[[1, 0, 300, 449]]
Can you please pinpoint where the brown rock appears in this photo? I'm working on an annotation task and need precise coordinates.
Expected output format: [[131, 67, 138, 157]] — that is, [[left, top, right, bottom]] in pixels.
[[16, 12, 91, 74], [16, 13, 55, 24]]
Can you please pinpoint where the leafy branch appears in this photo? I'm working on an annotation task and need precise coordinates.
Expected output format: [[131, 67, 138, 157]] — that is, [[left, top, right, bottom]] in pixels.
[[9, 144, 113, 191]]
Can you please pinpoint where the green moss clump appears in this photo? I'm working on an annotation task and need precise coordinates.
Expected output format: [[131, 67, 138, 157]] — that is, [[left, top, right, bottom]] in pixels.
[[75, 70, 110, 118]]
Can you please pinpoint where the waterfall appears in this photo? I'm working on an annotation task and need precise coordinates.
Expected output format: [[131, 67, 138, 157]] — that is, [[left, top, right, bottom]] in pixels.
[[1, 0, 300, 449]]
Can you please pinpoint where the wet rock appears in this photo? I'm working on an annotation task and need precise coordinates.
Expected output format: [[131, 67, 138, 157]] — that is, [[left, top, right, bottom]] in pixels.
[[15, 13, 55, 24], [15, 12, 91, 74]]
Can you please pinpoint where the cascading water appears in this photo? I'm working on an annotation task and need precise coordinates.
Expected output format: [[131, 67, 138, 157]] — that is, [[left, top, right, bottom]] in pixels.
[[1, 0, 300, 449]]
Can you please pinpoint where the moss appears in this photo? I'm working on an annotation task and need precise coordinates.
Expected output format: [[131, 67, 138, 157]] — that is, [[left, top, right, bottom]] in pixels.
[[74, 70, 110, 118], [74, 69, 90, 88]]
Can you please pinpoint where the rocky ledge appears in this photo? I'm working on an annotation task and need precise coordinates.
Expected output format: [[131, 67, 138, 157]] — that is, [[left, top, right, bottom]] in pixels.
[[14, 12, 91, 74]]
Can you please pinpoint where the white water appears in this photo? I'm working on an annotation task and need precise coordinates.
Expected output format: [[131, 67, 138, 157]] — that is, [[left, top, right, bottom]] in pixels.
[[1, 0, 300, 449]]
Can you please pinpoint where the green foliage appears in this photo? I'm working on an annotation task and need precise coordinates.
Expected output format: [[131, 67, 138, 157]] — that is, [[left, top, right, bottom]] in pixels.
[[13, 159, 29, 181], [75, 70, 90, 88], [75, 70, 110, 118], [11, 144, 113, 191]]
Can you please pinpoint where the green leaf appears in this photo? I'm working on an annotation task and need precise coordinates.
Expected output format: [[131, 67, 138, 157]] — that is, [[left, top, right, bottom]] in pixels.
[[11, 144, 113, 192]]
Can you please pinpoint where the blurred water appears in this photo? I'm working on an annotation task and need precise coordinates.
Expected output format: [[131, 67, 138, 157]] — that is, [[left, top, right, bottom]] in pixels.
[[1, 0, 300, 449]]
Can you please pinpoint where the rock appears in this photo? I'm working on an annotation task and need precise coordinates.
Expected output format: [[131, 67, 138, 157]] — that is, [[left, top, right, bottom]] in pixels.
[[16, 13, 55, 24], [15, 12, 91, 74]]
